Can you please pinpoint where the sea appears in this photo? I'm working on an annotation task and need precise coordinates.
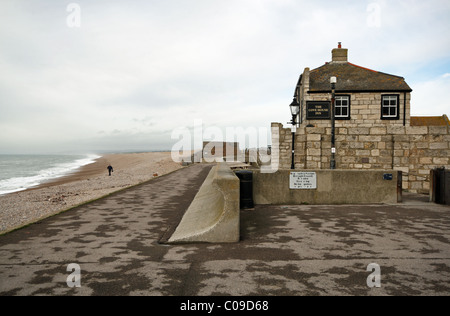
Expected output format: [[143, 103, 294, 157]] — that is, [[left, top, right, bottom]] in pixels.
[[0, 154, 101, 196]]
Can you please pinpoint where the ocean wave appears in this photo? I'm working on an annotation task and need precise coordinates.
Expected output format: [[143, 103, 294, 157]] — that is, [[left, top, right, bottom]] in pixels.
[[0, 154, 101, 196]]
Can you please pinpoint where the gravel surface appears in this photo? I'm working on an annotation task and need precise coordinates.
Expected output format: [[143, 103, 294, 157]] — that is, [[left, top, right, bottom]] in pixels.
[[0, 152, 183, 234]]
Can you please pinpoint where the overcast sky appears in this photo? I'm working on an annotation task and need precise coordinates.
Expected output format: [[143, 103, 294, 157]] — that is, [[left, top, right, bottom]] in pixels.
[[1, 0, 449, 154]]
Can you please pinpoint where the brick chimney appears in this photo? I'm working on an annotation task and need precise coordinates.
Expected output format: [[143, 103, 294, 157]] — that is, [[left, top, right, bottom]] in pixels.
[[332, 42, 348, 63]]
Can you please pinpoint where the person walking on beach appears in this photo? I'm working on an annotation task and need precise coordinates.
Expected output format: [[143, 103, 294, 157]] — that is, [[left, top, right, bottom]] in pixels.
[[107, 165, 113, 176]]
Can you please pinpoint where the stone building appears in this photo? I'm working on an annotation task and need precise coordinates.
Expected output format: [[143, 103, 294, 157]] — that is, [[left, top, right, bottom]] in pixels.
[[202, 141, 239, 161], [271, 44, 450, 193], [296, 43, 412, 127]]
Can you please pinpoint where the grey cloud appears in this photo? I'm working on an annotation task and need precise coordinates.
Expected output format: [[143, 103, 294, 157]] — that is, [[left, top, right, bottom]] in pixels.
[[0, 0, 449, 154]]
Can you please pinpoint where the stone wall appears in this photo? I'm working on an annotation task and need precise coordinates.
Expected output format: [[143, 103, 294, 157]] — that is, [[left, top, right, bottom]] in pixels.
[[300, 92, 411, 128], [271, 123, 450, 193]]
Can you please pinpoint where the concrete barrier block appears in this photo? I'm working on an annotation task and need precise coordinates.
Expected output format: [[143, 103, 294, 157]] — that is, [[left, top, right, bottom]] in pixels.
[[253, 169, 401, 205], [168, 163, 240, 244]]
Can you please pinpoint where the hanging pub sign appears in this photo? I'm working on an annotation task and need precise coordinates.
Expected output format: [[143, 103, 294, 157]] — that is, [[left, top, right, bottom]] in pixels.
[[306, 101, 331, 120]]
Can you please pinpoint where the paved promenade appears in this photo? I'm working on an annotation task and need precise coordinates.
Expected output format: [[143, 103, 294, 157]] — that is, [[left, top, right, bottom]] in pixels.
[[1, 164, 450, 296]]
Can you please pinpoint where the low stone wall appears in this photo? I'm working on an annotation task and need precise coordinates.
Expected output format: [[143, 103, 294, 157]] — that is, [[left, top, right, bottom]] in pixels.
[[168, 163, 240, 243], [271, 123, 450, 193], [253, 169, 402, 205]]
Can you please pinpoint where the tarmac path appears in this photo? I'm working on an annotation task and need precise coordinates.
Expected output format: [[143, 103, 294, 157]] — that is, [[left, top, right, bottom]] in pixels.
[[1, 163, 450, 296]]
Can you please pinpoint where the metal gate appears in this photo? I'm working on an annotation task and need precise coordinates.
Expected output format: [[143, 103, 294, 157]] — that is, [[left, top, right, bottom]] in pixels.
[[430, 168, 450, 206]]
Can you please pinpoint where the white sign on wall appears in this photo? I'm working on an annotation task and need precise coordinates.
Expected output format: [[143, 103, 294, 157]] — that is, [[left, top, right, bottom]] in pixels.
[[290, 172, 317, 189]]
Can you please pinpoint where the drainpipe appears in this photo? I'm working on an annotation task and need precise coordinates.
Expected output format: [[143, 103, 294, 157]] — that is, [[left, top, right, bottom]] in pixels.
[[403, 92, 406, 126]]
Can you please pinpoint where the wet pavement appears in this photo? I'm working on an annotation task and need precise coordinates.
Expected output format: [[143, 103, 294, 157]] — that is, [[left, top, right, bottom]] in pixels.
[[1, 164, 450, 296]]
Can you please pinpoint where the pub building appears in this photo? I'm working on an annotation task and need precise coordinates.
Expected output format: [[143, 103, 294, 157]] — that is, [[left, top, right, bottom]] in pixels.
[[271, 43, 450, 193], [294, 42, 412, 127]]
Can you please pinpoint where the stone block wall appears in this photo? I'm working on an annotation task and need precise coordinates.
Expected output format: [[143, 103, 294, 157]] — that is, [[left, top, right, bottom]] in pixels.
[[271, 123, 450, 193], [301, 92, 411, 128]]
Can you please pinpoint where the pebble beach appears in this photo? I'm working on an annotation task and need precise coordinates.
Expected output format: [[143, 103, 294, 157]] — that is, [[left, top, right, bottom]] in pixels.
[[0, 152, 183, 234]]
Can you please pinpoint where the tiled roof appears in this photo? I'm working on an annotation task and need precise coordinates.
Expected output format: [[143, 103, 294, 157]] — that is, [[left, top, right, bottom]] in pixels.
[[410, 115, 450, 126], [309, 62, 412, 93]]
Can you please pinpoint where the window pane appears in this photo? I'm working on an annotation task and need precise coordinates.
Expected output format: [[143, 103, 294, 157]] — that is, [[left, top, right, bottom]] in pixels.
[[389, 106, 396, 116], [382, 106, 389, 116]]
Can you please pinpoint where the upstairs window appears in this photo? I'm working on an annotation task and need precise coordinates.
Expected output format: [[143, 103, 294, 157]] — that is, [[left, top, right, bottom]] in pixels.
[[335, 95, 350, 119], [381, 95, 399, 120]]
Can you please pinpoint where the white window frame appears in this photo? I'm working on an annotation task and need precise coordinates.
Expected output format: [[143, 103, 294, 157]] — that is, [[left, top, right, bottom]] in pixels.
[[381, 95, 399, 119], [335, 95, 350, 119]]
